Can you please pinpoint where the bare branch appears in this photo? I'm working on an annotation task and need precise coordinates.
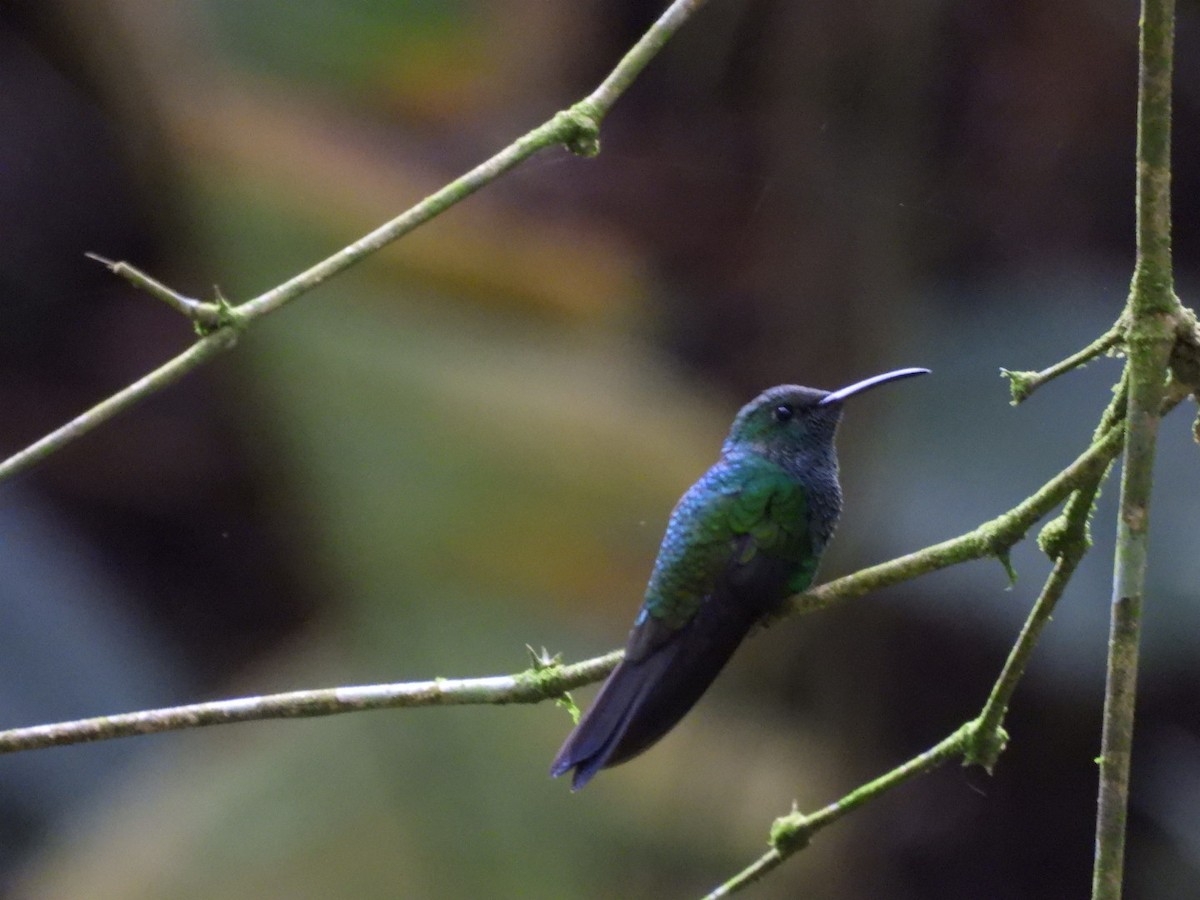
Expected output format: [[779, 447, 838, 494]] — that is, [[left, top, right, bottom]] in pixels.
[[0, 652, 621, 754], [0, 0, 711, 485], [1001, 324, 1124, 405], [84, 253, 223, 328], [1092, 0, 1180, 892]]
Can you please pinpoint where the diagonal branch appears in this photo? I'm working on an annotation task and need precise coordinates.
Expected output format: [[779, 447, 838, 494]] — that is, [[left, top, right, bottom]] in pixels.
[[0, 0, 710, 485], [1001, 323, 1124, 405], [706, 383, 1192, 898], [705, 724, 969, 899], [0, 331, 240, 480], [783, 414, 1124, 618], [707, 537, 1092, 899], [85, 253, 223, 328], [2, 392, 1170, 756]]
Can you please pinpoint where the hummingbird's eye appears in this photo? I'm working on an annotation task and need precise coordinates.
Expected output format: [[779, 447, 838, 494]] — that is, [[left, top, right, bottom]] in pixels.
[[772, 404, 794, 423]]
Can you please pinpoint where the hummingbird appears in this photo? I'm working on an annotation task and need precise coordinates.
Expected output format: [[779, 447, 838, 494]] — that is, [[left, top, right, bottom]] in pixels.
[[551, 367, 929, 790]]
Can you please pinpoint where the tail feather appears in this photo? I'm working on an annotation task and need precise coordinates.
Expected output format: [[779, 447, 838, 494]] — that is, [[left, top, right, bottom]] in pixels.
[[550, 598, 759, 789], [550, 650, 676, 790]]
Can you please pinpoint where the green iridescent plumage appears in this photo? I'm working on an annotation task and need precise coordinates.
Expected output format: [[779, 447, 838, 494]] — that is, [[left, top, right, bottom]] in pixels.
[[639, 459, 813, 631], [552, 368, 928, 790]]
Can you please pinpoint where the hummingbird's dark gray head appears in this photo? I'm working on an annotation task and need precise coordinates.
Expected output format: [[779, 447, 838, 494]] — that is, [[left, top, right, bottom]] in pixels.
[[722, 384, 842, 457], [722, 368, 930, 457]]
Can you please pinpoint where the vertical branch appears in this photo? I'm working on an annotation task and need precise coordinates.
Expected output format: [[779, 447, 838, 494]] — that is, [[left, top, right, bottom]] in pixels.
[[1092, 0, 1179, 896]]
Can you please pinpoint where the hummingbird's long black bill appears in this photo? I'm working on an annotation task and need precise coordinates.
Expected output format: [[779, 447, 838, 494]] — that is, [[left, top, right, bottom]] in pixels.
[[818, 367, 930, 405]]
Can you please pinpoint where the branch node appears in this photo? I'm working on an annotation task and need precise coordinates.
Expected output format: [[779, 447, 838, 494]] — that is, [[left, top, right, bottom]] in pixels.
[[525, 644, 561, 670], [1038, 513, 1076, 561], [768, 808, 813, 855], [558, 105, 601, 157], [1001, 325, 1124, 405], [962, 718, 1009, 774], [195, 286, 246, 337], [1000, 368, 1037, 405], [1039, 474, 1103, 562], [522, 645, 582, 721], [87, 252, 224, 329]]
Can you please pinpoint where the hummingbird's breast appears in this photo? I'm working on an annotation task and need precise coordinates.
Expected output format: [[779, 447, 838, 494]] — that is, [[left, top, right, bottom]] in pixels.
[[770, 445, 842, 552]]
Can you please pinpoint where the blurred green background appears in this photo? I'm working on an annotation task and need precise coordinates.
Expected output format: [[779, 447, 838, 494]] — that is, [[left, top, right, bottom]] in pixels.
[[1, 1, 1198, 898]]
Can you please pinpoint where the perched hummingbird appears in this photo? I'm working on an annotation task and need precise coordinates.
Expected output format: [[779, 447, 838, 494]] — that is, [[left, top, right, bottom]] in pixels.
[[551, 368, 929, 790]]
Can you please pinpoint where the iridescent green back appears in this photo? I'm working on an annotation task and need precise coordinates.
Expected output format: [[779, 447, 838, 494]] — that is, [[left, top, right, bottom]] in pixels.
[[640, 452, 822, 631]]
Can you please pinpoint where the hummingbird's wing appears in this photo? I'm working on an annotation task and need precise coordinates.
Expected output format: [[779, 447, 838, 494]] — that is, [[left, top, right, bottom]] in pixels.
[[640, 461, 816, 632], [551, 460, 815, 789]]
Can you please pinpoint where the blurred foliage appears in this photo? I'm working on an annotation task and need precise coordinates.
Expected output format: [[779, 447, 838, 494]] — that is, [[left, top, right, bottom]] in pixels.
[[203, 0, 476, 93], [4, 0, 1200, 898]]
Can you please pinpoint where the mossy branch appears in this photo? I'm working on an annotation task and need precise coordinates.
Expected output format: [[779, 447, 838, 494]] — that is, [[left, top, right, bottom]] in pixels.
[[704, 379, 1192, 898], [783, 409, 1125, 619], [1001, 322, 1124, 405], [0, 652, 623, 755], [708, 534, 1092, 898], [1091, 0, 1181, 895], [8, 385, 1189, 757], [3, 2, 1196, 897], [0, 0, 709, 486], [703, 726, 969, 899]]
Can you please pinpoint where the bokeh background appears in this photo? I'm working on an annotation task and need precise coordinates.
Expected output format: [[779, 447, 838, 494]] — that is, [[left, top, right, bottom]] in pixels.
[[1, 1, 1199, 897]]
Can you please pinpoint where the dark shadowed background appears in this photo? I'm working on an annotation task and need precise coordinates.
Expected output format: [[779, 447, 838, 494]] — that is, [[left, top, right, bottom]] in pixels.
[[1, 1, 1198, 898]]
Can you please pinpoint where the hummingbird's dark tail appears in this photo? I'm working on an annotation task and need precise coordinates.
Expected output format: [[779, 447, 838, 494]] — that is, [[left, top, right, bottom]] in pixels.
[[550, 597, 760, 790]]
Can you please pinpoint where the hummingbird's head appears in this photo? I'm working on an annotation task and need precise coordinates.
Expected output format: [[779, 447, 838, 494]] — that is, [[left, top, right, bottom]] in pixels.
[[723, 385, 842, 457], [722, 368, 930, 457]]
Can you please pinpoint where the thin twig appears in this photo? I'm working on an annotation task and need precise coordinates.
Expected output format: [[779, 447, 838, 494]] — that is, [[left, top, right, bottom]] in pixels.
[[706, 495, 1096, 898], [968, 383, 1131, 767], [784, 415, 1125, 618], [85, 253, 222, 328], [0, 332, 238, 480], [0, 0, 711, 485], [0, 652, 622, 754], [5, 393, 1177, 757], [580, 0, 708, 119], [707, 456, 1109, 898], [706, 386, 1196, 898], [1001, 324, 1124, 405], [966, 550, 1087, 769], [968, 382, 1127, 764], [704, 727, 970, 898]]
